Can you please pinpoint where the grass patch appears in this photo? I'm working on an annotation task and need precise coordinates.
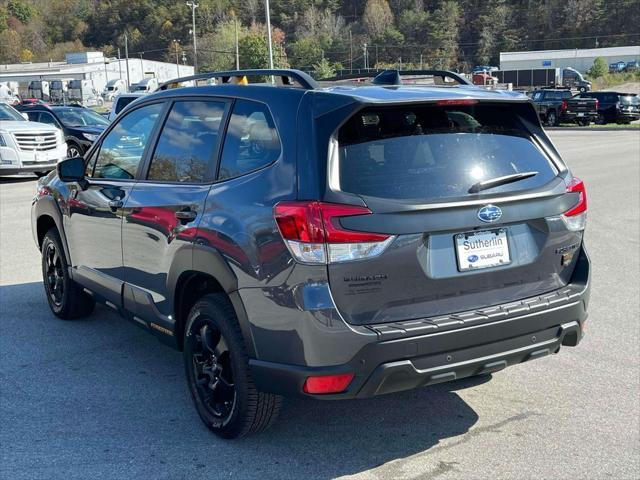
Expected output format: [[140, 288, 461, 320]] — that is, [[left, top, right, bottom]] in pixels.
[[588, 71, 640, 90]]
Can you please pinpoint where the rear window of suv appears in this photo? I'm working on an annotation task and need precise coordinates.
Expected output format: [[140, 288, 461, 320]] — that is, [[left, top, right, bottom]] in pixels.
[[337, 103, 558, 202]]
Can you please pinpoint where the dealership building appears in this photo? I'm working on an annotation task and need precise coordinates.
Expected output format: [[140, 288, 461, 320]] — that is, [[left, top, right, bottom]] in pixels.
[[500, 45, 640, 72], [0, 51, 193, 98]]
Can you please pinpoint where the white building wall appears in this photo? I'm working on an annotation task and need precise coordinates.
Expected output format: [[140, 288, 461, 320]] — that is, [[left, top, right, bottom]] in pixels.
[[500, 46, 640, 72], [0, 56, 194, 97]]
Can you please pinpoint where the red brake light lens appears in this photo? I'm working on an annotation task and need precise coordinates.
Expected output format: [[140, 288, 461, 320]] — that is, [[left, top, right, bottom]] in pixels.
[[303, 373, 355, 394], [561, 100, 568, 111], [274, 201, 393, 264], [436, 99, 478, 106], [274, 201, 389, 243], [564, 177, 587, 217]]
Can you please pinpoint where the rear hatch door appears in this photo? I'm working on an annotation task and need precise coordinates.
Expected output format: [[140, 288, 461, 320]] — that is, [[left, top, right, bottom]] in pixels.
[[326, 101, 584, 325]]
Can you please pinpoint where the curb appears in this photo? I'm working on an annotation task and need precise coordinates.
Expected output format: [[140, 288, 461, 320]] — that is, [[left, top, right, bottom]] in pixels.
[[546, 127, 640, 132]]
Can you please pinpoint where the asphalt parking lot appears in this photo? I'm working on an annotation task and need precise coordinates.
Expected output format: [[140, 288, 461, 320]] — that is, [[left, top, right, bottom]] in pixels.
[[1, 130, 639, 480]]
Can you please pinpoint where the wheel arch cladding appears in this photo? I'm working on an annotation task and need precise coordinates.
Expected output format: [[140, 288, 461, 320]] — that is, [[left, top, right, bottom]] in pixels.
[[173, 264, 255, 357]]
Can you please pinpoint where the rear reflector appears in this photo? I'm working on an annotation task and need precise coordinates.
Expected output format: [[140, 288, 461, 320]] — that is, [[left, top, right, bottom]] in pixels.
[[562, 177, 587, 231], [274, 201, 394, 264], [303, 373, 355, 394]]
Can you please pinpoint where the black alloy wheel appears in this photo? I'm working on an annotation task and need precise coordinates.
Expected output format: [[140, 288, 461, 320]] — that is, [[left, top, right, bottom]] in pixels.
[[44, 242, 64, 307], [188, 320, 236, 422]]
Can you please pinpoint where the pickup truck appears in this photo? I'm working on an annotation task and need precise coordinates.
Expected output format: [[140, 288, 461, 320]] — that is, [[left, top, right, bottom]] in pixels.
[[529, 89, 598, 126]]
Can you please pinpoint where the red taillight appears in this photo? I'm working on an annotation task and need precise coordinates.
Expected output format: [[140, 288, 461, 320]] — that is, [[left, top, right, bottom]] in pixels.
[[303, 373, 355, 394], [595, 99, 599, 110], [274, 201, 393, 264], [561, 100, 568, 111], [562, 177, 587, 231], [436, 99, 478, 106], [564, 177, 587, 216]]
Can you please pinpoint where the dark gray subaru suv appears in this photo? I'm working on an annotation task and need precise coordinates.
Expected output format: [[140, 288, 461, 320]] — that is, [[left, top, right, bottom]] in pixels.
[[31, 69, 590, 438]]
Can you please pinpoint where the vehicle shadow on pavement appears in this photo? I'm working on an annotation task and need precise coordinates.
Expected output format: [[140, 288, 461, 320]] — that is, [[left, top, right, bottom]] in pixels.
[[0, 175, 39, 184], [0, 281, 482, 480]]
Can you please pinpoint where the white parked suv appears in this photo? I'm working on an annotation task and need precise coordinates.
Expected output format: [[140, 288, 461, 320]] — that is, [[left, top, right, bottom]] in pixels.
[[0, 103, 67, 176]]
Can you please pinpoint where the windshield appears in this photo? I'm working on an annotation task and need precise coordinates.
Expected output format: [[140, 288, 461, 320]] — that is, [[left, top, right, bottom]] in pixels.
[[620, 95, 639, 105], [53, 108, 109, 127], [337, 103, 558, 202], [0, 104, 25, 121]]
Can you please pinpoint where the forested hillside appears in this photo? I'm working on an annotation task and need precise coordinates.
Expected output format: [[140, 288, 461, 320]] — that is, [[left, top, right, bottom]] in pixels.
[[1, 0, 638, 74]]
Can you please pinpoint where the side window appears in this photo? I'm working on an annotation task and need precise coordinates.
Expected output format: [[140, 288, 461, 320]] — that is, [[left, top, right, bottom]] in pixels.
[[115, 96, 136, 115], [147, 100, 225, 183], [218, 100, 280, 181], [24, 111, 39, 122], [38, 112, 59, 127], [93, 103, 162, 180]]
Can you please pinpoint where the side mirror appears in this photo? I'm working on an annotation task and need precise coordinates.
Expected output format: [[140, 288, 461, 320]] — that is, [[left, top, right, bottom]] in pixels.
[[21, 112, 29, 121], [57, 156, 86, 184]]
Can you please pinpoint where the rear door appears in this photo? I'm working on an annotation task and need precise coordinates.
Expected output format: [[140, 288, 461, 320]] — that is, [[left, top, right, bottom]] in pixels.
[[121, 98, 230, 323], [325, 101, 583, 325]]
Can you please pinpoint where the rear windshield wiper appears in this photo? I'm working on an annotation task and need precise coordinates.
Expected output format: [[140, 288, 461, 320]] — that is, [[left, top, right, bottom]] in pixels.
[[468, 171, 538, 194]]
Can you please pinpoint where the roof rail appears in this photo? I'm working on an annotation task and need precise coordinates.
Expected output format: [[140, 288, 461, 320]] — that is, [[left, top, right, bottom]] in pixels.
[[321, 69, 473, 86], [158, 69, 319, 91]]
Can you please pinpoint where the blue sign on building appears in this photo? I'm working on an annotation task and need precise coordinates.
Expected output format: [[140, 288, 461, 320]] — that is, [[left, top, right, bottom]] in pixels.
[[542, 60, 552, 66]]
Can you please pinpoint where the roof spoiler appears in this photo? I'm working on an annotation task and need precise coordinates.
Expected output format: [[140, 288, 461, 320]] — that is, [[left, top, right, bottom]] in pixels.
[[158, 69, 319, 91], [323, 69, 473, 86]]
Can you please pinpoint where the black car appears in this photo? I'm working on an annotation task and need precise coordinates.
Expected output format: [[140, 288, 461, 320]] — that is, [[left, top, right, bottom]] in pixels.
[[573, 91, 640, 124], [31, 69, 590, 438], [529, 89, 598, 126], [17, 104, 110, 157]]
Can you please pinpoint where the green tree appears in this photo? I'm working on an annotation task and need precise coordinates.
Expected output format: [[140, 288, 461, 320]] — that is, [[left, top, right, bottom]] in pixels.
[[427, 0, 460, 69], [363, 0, 394, 40], [313, 57, 336, 79], [238, 28, 288, 69], [588, 57, 608, 78], [7, 1, 34, 24]]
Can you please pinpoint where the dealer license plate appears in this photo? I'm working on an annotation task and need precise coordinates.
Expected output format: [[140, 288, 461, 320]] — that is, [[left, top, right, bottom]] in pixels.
[[455, 228, 511, 271]]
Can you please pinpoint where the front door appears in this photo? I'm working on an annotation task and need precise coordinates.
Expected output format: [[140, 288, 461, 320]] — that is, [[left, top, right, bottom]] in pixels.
[[121, 99, 229, 326], [64, 102, 164, 307]]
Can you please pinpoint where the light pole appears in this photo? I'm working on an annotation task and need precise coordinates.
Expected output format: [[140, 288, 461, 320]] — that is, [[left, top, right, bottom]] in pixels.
[[124, 33, 131, 91], [186, 1, 198, 73], [173, 40, 180, 76], [265, 0, 274, 70]]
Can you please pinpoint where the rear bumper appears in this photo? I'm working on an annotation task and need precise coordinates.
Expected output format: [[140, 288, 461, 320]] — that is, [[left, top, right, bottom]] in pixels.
[[561, 112, 597, 122], [248, 249, 590, 399]]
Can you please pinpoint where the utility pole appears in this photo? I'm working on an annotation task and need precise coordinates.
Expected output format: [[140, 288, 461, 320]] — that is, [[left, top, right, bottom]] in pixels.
[[265, 0, 274, 70], [117, 48, 122, 81], [363, 43, 368, 70], [103, 57, 109, 88], [349, 30, 353, 73], [420, 53, 423, 70], [234, 16, 240, 69], [124, 33, 130, 91], [173, 40, 180, 76], [187, 1, 198, 72]]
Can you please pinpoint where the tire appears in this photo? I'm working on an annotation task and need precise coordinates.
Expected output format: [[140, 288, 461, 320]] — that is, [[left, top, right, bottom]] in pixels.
[[41, 228, 95, 319], [595, 114, 606, 125], [183, 293, 282, 439], [66, 142, 83, 159], [579, 86, 587, 93], [577, 119, 590, 126], [546, 110, 558, 127]]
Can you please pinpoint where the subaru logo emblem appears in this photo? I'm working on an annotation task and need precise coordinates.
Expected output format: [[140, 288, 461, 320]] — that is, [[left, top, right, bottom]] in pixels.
[[477, 204, 502, 223], [467, 254, 479, 263]]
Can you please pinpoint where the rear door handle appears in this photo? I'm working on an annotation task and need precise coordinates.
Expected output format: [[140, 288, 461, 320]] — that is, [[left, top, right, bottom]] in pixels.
[[175, 209, 197, 223], [108, 200, 124, 211]]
